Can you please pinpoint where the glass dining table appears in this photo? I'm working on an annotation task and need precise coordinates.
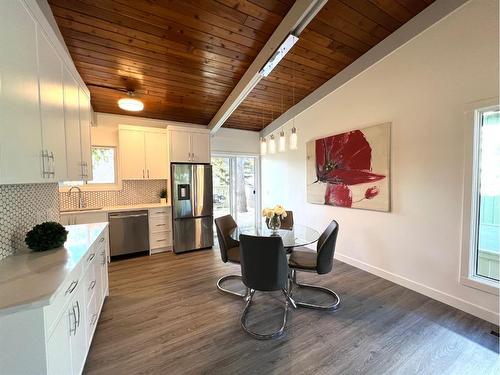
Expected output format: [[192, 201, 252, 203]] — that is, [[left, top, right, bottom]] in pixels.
[[230, 223, 321, 252]]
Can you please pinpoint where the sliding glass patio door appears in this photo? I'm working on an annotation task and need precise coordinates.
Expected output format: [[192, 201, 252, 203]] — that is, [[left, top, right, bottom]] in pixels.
[[212, 154, 259, 229]]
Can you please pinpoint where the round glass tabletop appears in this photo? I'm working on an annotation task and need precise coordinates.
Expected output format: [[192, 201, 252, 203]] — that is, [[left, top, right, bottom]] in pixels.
[[230, 223, 320, 248]]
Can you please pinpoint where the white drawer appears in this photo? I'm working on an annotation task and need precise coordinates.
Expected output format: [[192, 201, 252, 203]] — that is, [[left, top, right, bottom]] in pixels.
[[150, 216, 171, 232], [149, 207, 170, 217], [44, 260, 83, 338], [150, 231, 172, 249]]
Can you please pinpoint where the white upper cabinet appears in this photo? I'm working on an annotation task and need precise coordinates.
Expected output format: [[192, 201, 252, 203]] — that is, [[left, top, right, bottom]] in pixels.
[[119, 128, 146, 179], [38, 28, 67, 181], [169, 127, 210, 163], [190, 132, 211, 163], [145, 131, 168, 179], [79, 88, 92, 181], [64, 67, 82, 181], [169, 130, 191, 163], [0, 0, 43, 184], [0, 0, 92, 185], [119, 125, 168, 180]]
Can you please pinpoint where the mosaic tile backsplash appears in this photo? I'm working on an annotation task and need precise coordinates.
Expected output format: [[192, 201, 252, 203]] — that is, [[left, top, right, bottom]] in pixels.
[[60, 180, 168, 210], [0, 183, 60, 260]]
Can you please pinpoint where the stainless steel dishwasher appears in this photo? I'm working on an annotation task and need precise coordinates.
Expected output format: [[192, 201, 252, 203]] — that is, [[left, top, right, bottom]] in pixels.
[[108, 210, 149, 257]]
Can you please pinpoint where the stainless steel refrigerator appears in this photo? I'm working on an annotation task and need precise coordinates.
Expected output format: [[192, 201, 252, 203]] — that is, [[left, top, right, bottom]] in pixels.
[[171, 163, 213, 253]]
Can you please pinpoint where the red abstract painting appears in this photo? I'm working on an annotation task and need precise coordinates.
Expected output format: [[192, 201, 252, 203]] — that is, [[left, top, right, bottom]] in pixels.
[[307, 123, 390, 211]]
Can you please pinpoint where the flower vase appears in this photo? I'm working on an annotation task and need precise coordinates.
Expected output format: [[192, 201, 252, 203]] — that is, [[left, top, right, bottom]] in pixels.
[[269, 214, 281, 234]]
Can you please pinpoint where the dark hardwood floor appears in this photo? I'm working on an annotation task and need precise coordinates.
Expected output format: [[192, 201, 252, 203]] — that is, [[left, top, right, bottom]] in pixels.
[[84, 249, 499, 375]]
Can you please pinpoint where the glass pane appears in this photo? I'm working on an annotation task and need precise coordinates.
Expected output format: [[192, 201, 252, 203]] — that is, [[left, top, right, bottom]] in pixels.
[[89, 147, 116, 184], [235, 157, 256, 229], [212, 156, 231, 218], [476, 110, 500, 281]]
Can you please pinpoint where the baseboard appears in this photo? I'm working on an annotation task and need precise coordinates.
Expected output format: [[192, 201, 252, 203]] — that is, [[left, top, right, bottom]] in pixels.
[[335, 252, 499, 325]]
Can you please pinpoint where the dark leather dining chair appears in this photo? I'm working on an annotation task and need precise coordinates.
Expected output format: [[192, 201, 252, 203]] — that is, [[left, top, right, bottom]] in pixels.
[[288, 220, 340, 310], [239, 234, 296, 340], [265, 210, 294, 229], [214, 215, 247, 298]]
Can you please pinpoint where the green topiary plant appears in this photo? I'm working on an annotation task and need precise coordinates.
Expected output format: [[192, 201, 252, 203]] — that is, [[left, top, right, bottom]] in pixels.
[[25, 221, 68, 252]]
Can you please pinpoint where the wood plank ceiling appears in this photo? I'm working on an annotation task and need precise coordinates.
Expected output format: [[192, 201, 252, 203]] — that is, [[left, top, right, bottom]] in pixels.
[[49, 0, 434, 131]]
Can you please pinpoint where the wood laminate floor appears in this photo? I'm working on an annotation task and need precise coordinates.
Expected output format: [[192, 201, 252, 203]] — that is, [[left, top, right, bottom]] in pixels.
[[84, 249, 499, 375]]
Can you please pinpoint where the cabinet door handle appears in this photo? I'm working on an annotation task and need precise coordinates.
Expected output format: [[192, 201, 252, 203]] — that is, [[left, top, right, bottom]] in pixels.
[[69, 307, 77, 335], [87, 253, 96, 262], [147, 169, 150, 178], [99, 237, 105, 243], [143, 169, 145, 179], [75, 300, 81, 328], [89, 280, 96, 291], [65, 280, 78, 295]]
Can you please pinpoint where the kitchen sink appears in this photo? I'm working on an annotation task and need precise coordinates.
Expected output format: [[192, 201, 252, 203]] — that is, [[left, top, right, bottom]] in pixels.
[[60, 207, 103, 213]]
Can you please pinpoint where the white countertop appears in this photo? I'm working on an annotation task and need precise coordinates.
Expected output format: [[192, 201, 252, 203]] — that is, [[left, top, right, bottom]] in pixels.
[[60, 202, 171, 215], [0, 222, 108, 315]]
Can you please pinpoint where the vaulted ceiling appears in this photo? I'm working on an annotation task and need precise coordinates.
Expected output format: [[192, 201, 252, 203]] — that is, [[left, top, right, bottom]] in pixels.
[[49, 0, 434, 131]]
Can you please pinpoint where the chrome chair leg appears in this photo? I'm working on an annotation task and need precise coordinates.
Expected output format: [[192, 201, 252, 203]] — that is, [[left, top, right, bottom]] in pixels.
[[290, 269, 340, 311], [240, 289, 290, 340], [217, 274, 249, 298]]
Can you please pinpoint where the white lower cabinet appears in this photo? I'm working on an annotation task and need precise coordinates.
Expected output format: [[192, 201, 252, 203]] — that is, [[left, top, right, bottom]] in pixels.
[[0, 227, 109, 375], [47, 310, 72, 375], [149, 207, 173, 253]]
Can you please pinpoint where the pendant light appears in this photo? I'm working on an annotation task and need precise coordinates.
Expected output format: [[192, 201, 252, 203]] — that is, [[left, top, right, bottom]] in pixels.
[[118, 91, 144, 112], [260, 137, 267, 155], [290, 126, 298, 150], [289, 65, 298, 150], [269, 134, 276, 154], [279, 130, 286, 152]]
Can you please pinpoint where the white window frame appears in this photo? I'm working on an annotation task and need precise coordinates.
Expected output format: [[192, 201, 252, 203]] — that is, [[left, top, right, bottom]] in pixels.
[[211, 152, 261, 229], [460, 99, 499, 295], [59, 144, 122, 192]]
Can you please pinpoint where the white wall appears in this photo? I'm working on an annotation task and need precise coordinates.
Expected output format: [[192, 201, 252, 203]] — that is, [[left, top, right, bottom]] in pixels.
[[210, 128, 260, 155], [261, 0, 499, 323]]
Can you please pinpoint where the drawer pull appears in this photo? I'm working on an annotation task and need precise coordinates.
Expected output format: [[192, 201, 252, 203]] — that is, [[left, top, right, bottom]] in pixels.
[[156, 223, 166, 227], [65, 280, 78, 295], [91, 313, 98, 326], [69, 306, 77, 335], [157, 239, 166, 242], [89, 280, 96, 291], [99, 237, 105, 243], [87, 253, 96, 262]]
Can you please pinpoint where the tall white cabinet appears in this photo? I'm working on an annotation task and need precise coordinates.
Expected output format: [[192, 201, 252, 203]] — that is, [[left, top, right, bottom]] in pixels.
[[38, 29, 67, 181], [0, 0, 43, 184], [0, 0, 92, 185]]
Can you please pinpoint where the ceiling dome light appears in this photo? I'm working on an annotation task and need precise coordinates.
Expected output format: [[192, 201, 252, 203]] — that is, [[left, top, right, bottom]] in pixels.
[[118, 91, 144, 112]]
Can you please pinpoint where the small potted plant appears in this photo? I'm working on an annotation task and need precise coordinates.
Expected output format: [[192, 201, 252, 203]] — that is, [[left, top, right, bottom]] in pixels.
[[160, 188, 168, 204], [25, 221, 68, 252], [262, 205, 287, 233]]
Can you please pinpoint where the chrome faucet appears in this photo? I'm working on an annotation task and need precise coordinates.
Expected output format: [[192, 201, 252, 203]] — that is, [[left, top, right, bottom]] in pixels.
[[68, 186, 85, 209]]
